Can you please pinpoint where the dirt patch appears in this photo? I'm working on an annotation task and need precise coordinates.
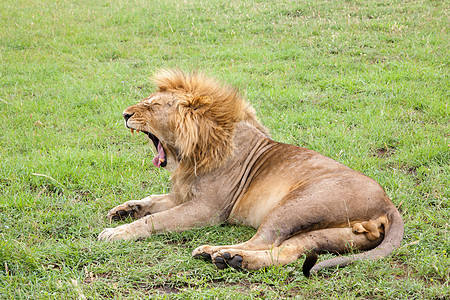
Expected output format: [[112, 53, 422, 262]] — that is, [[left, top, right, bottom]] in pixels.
[[373, 147, 396, 158], [143, 283, 181, 295]]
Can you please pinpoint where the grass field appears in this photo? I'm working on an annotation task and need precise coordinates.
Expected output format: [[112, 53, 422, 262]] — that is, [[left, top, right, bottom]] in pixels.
[[0, 0, 449, 298]]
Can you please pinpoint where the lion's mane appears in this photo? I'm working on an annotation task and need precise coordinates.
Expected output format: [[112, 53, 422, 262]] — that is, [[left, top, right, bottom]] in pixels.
[[153, 70, 266, 202]]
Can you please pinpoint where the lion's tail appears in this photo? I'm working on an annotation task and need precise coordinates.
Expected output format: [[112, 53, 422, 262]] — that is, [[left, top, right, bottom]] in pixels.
[[303, 206, 404, 277]]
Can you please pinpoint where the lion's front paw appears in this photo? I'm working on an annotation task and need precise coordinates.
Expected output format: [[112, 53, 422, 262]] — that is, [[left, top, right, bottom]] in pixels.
[[98, 225, 135, 241], [106, 200, 148, 222]]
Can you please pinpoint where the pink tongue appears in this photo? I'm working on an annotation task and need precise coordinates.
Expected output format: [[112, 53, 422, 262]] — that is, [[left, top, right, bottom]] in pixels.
[[152, 142, 166, 168]]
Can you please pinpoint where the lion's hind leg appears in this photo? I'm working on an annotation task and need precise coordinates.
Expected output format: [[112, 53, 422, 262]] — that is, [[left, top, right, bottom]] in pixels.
[[193, 226, 382, 272]]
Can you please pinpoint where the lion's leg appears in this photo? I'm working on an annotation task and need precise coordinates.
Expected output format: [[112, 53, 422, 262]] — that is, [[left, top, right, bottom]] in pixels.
[[192, 236, 276, 261], [192, 241, 299, 270], [107, 194, 176, 221], [98, 199, 227, 241], [243, 179, 390, 249], [192, 239, 270, 260], [194, 226, 383, 271], [193, 219, 293, 256]]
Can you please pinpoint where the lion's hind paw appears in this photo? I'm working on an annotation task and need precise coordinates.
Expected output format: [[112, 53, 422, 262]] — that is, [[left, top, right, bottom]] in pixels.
[[193, 252, 212, 261], [192, 245, 244, 270], [212, 251, 243, 271], [192, 245, 214, 260]]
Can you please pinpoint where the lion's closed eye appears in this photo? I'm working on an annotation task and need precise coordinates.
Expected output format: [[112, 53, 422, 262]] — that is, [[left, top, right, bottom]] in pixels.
[[142, 102, 161, 111]]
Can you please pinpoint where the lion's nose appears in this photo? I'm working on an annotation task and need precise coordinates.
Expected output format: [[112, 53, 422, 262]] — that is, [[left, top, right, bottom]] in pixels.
[[123, 112, 134, 122]]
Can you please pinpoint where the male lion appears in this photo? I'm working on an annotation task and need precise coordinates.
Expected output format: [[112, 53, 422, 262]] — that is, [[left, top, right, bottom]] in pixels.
[[98, 69, 404, 276]]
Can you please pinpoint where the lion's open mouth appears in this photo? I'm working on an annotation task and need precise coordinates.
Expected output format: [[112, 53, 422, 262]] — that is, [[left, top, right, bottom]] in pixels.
[[131, 129, 167, 168], [147, 132, 167, 168]]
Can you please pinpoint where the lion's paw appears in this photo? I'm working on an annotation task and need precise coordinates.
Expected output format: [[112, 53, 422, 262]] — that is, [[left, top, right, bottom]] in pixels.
[[212, 251, 244, 271], [107, 200, 148, 222], [192, 245, 214, 261], [193, 246, 245, 270], [98, 225, 134, 241]]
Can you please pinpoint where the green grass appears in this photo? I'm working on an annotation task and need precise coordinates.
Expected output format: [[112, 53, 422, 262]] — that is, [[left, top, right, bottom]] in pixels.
[[0, 0, 448, 298]]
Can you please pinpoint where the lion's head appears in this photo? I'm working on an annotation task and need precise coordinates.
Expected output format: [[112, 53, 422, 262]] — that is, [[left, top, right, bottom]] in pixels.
[[123, 69, 267, 177]]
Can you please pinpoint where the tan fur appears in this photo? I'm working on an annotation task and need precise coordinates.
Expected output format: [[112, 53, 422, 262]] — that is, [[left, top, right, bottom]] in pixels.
[[98, 70, 404, 276]]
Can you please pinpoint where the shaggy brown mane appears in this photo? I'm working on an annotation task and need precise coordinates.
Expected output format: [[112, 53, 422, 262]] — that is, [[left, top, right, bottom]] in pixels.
[[153, 69, 250, 201], [154, 69, 269, 137]]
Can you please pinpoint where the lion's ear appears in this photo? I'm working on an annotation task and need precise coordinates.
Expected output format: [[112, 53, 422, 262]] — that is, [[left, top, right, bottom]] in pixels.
[[181, 95, 212, 112]]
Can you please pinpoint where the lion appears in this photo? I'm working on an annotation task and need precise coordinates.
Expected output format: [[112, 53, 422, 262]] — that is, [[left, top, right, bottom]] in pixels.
[[98, 69, 404, 276]]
